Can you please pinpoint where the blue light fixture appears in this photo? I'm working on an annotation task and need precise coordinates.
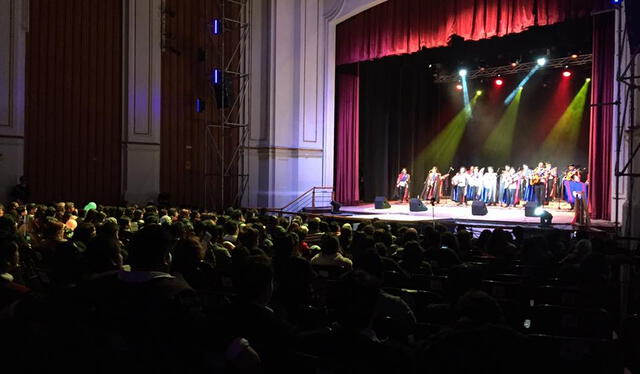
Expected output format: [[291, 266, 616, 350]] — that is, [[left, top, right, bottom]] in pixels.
[[212, 19, 222, 35]]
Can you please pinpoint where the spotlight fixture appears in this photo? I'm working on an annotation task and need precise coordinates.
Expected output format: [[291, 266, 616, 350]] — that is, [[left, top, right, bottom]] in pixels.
[[495, 78, 504, 86], [459, 69, 468, 77], [456, 83, 463, 91], [562, 70, 572, 78], [537, 57, 547, 66]]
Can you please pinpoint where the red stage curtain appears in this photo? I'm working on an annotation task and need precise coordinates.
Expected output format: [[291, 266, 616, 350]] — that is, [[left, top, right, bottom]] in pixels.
[[335, 64, 360, 205], [588, 12, 614, 220], [336, 0, 606, 65]]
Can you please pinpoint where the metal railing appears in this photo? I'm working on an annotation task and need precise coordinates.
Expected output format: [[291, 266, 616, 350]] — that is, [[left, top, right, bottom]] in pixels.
[[280, 187, 334, 213]]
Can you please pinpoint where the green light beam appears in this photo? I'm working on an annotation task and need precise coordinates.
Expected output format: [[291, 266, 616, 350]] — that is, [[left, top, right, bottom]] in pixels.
[[482, 88, 522, 162], [539, 80, 590, 161]]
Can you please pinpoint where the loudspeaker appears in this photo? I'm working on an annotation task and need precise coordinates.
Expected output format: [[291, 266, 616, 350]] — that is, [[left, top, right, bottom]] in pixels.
[[409, 198, 428, 212], [524, 201, 537, 217], [471, 200, 488, 216], [214, 75, 234, 109], [374, 196, 391, 209]]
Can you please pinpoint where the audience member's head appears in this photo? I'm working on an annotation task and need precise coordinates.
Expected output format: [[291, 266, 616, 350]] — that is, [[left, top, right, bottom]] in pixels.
[[127, 224, 173, 272]]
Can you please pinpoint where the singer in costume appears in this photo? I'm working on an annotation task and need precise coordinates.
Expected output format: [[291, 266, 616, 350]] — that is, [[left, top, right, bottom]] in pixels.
[[396, 168, 411, 203], [421, 167, 450, 203]]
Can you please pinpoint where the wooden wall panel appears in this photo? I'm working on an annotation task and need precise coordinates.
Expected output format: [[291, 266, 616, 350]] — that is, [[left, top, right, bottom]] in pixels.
[[161, 0, 239, 209], [24, 0, 122, 204]]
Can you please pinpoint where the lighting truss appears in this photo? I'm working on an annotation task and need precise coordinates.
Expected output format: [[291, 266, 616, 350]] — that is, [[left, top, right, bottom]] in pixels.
[[204, 0, 250, 210], [434, 54, 592, 83]]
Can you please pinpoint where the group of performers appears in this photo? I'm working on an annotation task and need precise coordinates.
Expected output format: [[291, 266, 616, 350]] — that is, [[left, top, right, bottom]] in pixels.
[[396, 162, 583, 208]]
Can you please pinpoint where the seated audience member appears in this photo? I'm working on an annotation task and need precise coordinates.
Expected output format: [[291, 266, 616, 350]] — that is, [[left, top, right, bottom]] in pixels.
[[217, 255, 295, 373], [72, 222, 96, 247], [423, 230, 461, 269], [223, 220, 240, 244], [355, 249, 416, 338], [0, 236, 30, 310], [83, 224, 206, 372], [311, 234, 353, 270], [398, 240, 432, 275], [171, 236, 218, 291], [271, 232, 315, 315], [420, 291, 531, 374], [85, 236, 124, 276], [315, 270, 413, 373]]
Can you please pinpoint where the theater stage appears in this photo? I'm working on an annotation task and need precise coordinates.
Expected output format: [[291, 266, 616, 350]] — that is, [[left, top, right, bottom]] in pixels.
[[309, 200, 615, 232]]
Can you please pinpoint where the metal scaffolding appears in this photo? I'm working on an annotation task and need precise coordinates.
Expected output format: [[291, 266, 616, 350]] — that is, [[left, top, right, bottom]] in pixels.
[[613, 3, 639, 241], [204, 0, 250, 210]]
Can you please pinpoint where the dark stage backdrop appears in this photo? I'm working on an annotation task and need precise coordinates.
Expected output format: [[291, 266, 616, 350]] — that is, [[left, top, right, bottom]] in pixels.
[[359, 59, 591, 202]]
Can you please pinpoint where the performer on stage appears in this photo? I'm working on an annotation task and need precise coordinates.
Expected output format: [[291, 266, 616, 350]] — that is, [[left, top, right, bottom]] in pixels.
[[519, 164, 534, 203], [481, 166, 498, 205], [562, 164, 581, 210], [467, 166, 482, 201], [505, 168, 518, 207], [395, 168, 411, 203], [545, 162, 557, 203], [451, 167, 468, 205], [499, 165, 511, 206], [531, 162, 548, 207], [421, 166, 450, 203]]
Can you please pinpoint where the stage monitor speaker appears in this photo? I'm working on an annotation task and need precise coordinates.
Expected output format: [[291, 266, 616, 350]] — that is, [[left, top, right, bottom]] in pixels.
[[471, 200, 488, 216], [409, 198, 428, 212], [330, 200, 341, 214], [374, 196, 391, 209], [524, 201, 538, 217]]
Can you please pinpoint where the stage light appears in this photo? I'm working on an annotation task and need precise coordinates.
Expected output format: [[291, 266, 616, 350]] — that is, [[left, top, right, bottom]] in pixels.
[[476, 90, 483, 96], [456, 84, 463, 91], [562, 70, 572, 78], [195, 97, 205, 113], [586, 77, 591, 82], [212, 68, 222, 85], [459, 69, 468, 77], [495, 78, 504, 86], [537, 57, 547, 66], [211, 18, 222, 35]]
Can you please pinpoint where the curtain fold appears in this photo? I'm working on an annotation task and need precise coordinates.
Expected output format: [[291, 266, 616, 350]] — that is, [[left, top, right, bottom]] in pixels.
[[336, 0, 606, 65], [588, 12, 614, 220], [334, 64, 360, 205]]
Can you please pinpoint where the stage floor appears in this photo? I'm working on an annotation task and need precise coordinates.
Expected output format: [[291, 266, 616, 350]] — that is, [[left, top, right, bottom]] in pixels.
[[315, 200, 614, 231]]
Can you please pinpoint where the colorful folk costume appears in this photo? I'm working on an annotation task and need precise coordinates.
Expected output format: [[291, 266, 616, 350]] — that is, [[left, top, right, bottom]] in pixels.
[[396, 170, 411, 203], [421, 168, 449, 203], [481, 169, 498, 204], [562, 166, 581, 209], [466, 168, 482, 201], [451, 171, 468, 205], [519, 166, 535, 203]]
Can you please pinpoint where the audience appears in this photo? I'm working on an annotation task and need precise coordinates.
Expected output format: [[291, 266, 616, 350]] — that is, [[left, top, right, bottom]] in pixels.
[[0, 198, 630, 373]]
